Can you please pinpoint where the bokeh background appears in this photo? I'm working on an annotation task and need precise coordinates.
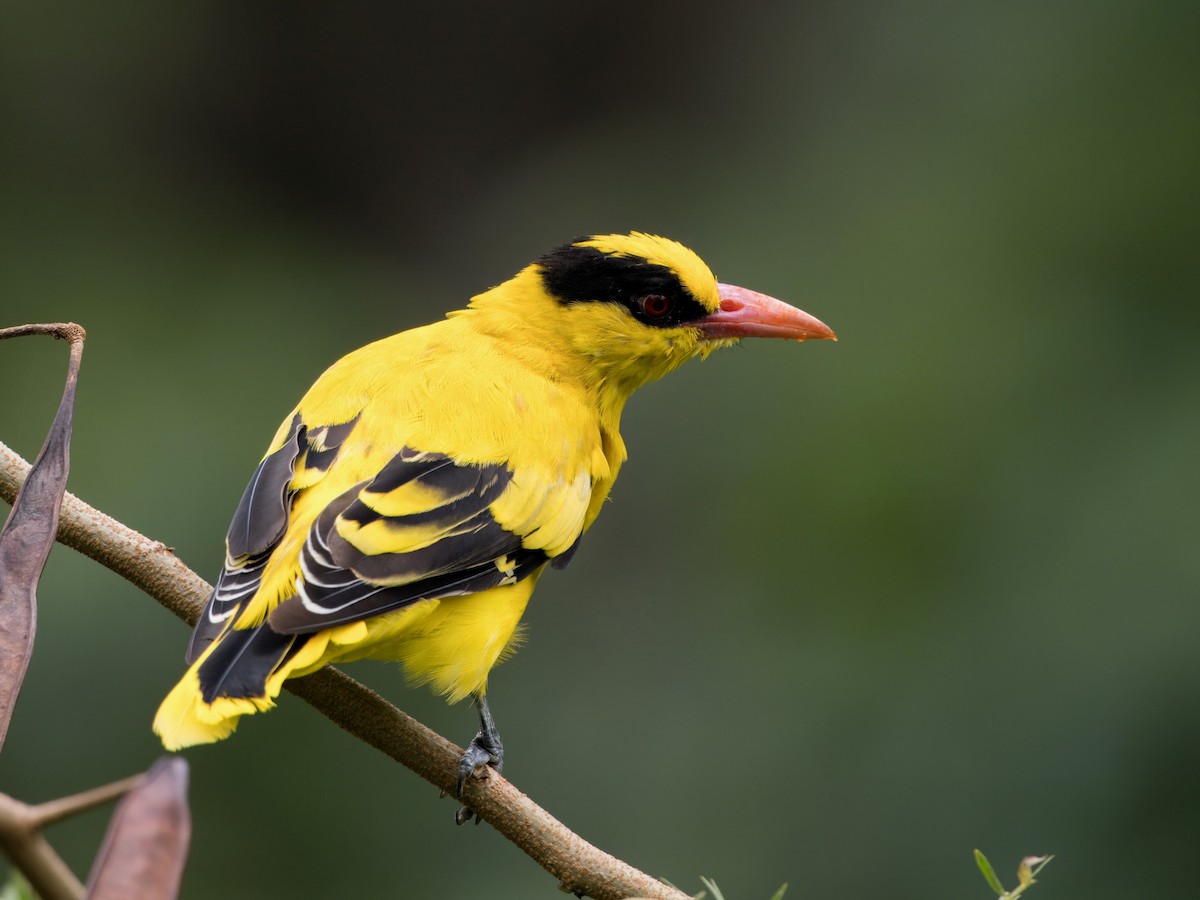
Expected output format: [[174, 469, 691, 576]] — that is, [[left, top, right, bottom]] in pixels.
[[2, 1, 1197, 897]]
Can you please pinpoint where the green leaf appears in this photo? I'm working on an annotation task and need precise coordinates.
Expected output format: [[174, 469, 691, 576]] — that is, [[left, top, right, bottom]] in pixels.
[[0, 871, 36, 900], [974, 849, 1007, 895], [768, 883, 789, 900], [699, 877, 724, 900]]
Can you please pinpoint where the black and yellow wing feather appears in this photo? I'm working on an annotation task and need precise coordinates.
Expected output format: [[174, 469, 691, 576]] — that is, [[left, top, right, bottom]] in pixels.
[[168, 383, 593, 736], [271, 447, 549, 634]]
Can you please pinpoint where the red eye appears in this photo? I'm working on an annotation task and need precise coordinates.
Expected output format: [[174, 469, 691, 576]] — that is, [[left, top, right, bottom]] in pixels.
[[639, 294, 671, 318]]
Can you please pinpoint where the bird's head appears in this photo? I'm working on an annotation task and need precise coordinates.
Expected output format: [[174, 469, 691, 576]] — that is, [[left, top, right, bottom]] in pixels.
[[466, 232, 836, 404]]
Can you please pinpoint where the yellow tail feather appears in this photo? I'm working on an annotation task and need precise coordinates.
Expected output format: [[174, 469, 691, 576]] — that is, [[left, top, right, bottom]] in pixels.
[[152, 664, 273, 750]]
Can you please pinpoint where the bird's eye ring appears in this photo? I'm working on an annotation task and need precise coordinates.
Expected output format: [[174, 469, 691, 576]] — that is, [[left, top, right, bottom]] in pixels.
[[639, 294, 672, 318]]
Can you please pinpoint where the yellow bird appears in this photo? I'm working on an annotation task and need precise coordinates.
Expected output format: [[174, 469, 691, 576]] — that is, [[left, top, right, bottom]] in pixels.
[[154, 232, 835, 817]]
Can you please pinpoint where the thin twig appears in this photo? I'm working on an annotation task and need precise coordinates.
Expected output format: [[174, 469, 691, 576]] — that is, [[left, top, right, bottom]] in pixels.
[[0, 440, 689, 900], [0, 324, 87, 345], [26, 775, 145, 831]]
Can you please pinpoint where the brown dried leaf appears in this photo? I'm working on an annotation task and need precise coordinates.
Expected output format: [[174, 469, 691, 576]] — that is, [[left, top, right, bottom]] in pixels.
[[84, 757, 192, 900], [0, 323, 85, 751]]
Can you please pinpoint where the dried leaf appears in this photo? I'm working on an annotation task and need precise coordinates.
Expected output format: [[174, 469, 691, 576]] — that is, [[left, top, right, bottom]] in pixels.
[[85, 757, 191, 900], [1017, 854, 1052, 888], [0, 323, 84, 751]]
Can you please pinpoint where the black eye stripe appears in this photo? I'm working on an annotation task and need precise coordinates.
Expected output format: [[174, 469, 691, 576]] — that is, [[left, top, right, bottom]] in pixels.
[[536, 244, 710, 328], [537, 244, 676, 304]]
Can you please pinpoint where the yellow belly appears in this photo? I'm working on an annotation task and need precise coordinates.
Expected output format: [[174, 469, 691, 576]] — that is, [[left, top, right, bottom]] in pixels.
[[288, 570, 543, 704]]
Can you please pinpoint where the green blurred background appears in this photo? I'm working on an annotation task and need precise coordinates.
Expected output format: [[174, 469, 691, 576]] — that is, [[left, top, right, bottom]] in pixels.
[[2, 1, 1197, 897]]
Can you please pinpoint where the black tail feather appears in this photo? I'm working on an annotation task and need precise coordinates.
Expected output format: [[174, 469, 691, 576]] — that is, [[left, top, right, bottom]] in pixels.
[[197, 624, 299, 703]]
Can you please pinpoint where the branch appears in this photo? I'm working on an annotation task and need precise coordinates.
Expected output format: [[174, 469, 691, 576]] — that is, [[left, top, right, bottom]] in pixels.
[[21, 776, 143, 832], [0, 773, 141, 900], [0, 766, 190, 900], [0, 441, 688, 900]]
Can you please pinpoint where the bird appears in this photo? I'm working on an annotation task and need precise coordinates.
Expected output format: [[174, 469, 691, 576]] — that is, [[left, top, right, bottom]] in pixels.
[[153, 232, 835, 820]]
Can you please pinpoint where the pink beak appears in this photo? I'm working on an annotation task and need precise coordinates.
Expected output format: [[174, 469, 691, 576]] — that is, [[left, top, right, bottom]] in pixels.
[[696, 283, 837, 343]]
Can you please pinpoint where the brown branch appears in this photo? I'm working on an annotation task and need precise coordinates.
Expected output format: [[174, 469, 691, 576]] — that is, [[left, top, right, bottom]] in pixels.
[[23, 775, 143, 832], [0, 793, 85, 900], [0, 767, 184, 900], [0, 440, 689, 900], [0, 772, 143, 900]]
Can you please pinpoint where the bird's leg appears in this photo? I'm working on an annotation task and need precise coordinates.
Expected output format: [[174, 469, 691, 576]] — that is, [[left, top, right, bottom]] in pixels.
[[454, 693, 503, 825]]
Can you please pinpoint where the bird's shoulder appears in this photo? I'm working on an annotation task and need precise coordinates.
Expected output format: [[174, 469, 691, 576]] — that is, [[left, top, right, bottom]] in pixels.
[[254, 317, 615, 566], [290, 316, 614, 483]]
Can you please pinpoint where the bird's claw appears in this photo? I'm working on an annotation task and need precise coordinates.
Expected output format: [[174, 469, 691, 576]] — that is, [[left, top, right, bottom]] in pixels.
[[454, 804, 478, 826], [456, 738, 501, 796], [453, 694, 504, 826], [454, 730, 503, 825]]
